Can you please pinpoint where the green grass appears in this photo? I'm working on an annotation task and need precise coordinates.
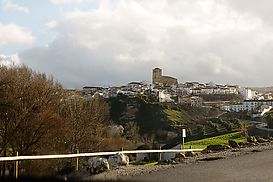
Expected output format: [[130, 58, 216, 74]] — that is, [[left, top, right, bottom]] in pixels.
[[164, 109, 183, 122], [163, 109, 191, 125], [184, 132, 246, 149], [144, 161, 159, 166]]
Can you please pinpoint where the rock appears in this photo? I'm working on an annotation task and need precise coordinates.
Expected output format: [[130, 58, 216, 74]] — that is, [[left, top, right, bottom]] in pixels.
[[174, 157, 181, 163], [108, 153, 129, 168], [174, 153, 186, 163], [201, 149, 212, 154], [256, 136, 270, 143], [206, 144, 226, 151], [228, 140, 239, 148], [238, 142, 245, 147], [231, 149, 240, 152], [246, 142, 256, 147], [87, 157, 110, 174], [175, 153, 186, 159], [185, 151, 195, 157], [225, 145, 232, 149], [247, 136, 257, 143]]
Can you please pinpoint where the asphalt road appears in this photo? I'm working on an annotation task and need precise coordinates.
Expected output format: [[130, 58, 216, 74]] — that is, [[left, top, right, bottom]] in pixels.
[[131, 149, 273, 182]]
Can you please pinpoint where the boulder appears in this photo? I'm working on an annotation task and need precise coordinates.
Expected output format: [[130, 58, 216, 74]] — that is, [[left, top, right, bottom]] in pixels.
[[185, 151, 195, 157], [175, 153, 186, 159], [108, 153, 129, 168], [87, 157, 109, 174], [256, 136, 270, 143], [246, 142, 256, 147], [228, 140, 239, 148], [247, 136, 257, 143], [225, 145, 231, 149], [174, 153, 186, 163], [201, 149, 212, 154], [206, 144, 226, 151], [170, 160, 177, 165]]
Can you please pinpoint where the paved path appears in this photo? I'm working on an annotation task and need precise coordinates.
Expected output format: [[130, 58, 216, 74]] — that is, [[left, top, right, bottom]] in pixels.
[[130, 149, 273, 182]]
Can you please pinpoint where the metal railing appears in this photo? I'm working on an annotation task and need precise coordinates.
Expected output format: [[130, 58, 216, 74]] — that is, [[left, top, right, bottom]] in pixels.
[[0, 148, 204, 161], [0, 148, 204, 178]]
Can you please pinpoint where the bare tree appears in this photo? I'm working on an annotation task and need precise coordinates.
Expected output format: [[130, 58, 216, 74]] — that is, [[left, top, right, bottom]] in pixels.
[[60, 92, 109, 153], [0, 65, 115, 175], [124, 121, 140, 142]]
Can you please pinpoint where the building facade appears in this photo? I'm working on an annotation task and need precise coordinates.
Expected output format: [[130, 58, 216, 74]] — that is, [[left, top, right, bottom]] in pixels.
[[224, 100, 273, 112]]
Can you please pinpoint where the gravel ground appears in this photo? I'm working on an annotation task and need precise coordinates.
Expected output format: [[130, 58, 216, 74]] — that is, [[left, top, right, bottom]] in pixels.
[[66, 141, 273, 181]]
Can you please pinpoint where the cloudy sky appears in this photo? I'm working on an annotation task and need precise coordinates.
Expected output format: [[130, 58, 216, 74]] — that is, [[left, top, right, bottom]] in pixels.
[[1, 0, 273, 88]]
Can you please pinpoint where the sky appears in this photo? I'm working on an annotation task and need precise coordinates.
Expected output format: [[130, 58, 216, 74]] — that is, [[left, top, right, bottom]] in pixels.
[[1, 0, 273, 88]]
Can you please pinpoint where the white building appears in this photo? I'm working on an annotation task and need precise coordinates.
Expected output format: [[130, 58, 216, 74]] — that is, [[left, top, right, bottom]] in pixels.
[[191, 96, 202, 107], [245, 88, 254, 100], [225, 100, 273, 112], [240, 87, 259, 100], [183, 83, 239, 95], [159, 90, 173, 103]]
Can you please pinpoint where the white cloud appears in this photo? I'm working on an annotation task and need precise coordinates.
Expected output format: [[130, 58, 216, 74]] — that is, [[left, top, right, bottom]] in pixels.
[[227, 0, 273, 25], [0, 53, 20, 66], [46, 20, 58, 29], [3, 0, 30, 14], [50, 0, 92, 5], [20, 0, 273, 88], [0, 23, 35, 45]]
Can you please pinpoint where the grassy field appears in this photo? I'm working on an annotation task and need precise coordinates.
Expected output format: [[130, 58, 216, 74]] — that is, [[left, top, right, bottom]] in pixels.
[[184, 132, 246, 149]]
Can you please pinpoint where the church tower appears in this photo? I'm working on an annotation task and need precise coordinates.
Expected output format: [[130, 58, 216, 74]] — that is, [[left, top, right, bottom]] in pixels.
[[152, 68, 162, 84]]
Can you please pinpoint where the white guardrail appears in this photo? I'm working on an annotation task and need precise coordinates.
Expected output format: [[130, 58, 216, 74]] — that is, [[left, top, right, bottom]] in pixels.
[[0, 148, 204, 162]]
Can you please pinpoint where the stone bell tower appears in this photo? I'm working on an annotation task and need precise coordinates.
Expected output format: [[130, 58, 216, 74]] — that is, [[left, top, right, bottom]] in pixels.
[[152, 68, 162, 84]]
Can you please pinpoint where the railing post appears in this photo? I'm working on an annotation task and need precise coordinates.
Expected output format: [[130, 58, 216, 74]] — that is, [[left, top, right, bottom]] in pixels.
[[76, 149, 79, 171], [15, 152, 19, 179]]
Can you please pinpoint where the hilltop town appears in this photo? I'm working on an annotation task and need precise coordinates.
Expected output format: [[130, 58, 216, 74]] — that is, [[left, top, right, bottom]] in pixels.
[[80, 68, 273, 118]]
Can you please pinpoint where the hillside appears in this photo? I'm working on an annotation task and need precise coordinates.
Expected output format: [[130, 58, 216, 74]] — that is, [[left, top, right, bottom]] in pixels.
[[107, 95, 242, 143]]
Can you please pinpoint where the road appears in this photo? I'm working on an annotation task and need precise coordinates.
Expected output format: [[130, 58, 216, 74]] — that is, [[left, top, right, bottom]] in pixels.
[[131, 149, 273, 182]]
